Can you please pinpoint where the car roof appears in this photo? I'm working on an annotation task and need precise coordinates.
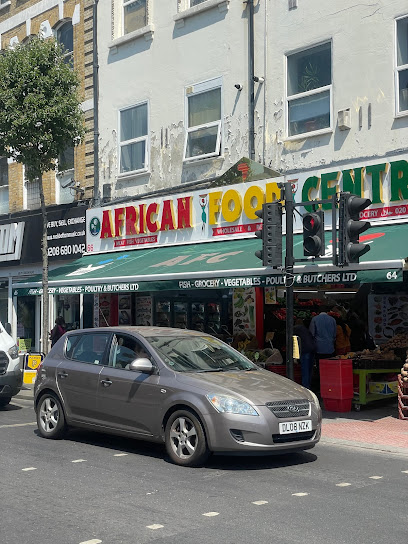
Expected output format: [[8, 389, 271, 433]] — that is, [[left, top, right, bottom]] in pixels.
[[67, 327, 211, 338]]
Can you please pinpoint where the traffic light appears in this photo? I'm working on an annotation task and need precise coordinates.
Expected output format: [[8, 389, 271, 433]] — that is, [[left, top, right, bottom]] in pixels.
[[338, 192, 371, 265], [254, 202, 282, 268], [302, 210, 325, 257]]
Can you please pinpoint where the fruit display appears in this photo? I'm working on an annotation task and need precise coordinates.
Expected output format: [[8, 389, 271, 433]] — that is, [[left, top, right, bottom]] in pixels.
[[401, 361, 408, 382], [380, 333, 408, 351]]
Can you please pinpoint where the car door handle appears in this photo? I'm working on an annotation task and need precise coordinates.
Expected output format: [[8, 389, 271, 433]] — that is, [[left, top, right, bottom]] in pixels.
[[58, 372, 68, 379], [101, 379, 112, 387]]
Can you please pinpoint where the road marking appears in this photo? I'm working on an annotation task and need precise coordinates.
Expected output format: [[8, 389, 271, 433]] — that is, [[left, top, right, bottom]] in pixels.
[[336, 483, 351, 487], [369, 476, 383, 480], [402, 470, 408, 474], [146, 524, 164, 530], [292, 493, 309, 497], [252, 500, 268, 505], [22, 467, 37, 472], [0, 422, 36, 429], [72, 459, 87, 463], [113, 453, 128, 457], [79, 540, 102, 544], [202, 512, 220, 517]]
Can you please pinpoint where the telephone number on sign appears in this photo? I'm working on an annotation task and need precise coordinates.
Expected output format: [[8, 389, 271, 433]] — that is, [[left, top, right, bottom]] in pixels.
[[48, 244, 85, 257]]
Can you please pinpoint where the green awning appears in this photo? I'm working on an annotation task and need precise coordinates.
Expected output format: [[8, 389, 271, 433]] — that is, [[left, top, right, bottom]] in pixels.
[[13, 223, 406, 295]]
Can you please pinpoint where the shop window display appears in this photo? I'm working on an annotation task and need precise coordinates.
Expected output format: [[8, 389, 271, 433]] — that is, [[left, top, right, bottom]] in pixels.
[[17, 296, 36, 352]]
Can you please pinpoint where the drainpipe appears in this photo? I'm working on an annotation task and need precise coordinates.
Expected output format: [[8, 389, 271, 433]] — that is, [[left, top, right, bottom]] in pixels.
[[247, 0, 255, 161], [92, 0, 100, 206]]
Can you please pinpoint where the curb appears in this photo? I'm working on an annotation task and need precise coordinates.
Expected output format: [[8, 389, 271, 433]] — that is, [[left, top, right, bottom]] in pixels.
[[319, 436, 408, 457]]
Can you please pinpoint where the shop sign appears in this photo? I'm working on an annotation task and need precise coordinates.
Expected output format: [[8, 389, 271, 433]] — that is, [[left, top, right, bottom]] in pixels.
[[0, 222, 24, 261], [297, 155, 408, 222], [86, 177, 282, 253], [86, 154, 408, 255], [13, 268, 402, 297], [46, 207, 86, 260]]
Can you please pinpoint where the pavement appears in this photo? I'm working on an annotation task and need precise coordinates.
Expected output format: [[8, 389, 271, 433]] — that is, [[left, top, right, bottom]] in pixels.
[[17, 384, 408, 456]]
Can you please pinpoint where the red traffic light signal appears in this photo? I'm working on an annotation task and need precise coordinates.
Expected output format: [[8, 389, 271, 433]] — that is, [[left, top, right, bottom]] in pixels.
[[302, 210, 324, 257]]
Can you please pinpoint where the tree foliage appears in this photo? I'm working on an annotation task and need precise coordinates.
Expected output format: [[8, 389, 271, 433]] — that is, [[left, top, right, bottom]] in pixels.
[[0, 35, 85, 181]]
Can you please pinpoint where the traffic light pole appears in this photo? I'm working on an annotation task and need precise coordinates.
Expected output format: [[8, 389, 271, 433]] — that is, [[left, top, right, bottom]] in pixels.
[[284, 183, 295, 382]]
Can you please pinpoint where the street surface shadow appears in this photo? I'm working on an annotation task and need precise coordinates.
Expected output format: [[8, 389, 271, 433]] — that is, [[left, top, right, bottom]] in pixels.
[[322, 398, 398, 422], [0, 403, 22, 412], [44, 427, 317, 470]]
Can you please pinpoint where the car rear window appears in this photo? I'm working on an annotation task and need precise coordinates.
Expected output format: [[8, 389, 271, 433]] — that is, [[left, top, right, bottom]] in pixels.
[[65, 333, 110, 365]]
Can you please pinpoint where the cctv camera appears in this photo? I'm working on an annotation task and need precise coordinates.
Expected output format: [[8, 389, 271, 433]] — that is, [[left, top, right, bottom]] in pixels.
[[234, 84, 243, 91]]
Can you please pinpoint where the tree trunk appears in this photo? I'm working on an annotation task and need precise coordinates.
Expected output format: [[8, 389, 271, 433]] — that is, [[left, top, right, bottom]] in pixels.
[[39, 174, 49, 355]]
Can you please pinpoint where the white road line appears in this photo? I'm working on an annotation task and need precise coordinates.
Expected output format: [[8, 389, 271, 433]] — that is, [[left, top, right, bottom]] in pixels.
[[252, 500, 268, 505], [79, 540, 102, 544], [402, 470, 408, 474], [146, 524, 164, 530], [202, 512, 220, 517], [336, 483, 351, 487], [72, 459, 87, 463], [22, 467, 37, 472], [292, 493, 309, 497], [369, 476, 383, 480], [0, 422, 36, 429], [113, 453, 128, 457]]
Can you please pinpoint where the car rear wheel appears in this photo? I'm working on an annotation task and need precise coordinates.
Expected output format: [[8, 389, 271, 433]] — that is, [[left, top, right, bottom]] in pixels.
[[165, 410, 209, 467], [36, 393, 66, 439], [0, 397, 11, 408]]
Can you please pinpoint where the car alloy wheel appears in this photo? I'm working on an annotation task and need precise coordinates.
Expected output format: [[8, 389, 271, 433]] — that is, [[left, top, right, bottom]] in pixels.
[[37, 394, 66, 439], [165, 410, 209, 467]]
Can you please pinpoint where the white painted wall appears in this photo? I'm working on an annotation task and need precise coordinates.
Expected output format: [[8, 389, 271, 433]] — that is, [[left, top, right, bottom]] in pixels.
[[97, 0, 408, 198]]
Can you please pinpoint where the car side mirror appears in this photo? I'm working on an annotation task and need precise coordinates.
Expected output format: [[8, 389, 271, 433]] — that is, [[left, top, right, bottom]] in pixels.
[[129, 358, 154, 374]]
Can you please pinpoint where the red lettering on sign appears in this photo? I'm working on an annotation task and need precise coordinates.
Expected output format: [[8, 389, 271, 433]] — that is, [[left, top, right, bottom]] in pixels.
[[101, 210, 113, 238]]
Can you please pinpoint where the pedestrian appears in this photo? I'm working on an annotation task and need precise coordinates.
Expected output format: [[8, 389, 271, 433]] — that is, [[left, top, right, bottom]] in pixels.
[[294, 318, 315, 389], [309, 310, 337, 361], [50, 316, 66, 347], [335, 315, 351, 355]]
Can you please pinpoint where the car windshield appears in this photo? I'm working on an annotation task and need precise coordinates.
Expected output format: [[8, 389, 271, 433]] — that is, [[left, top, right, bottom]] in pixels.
[[146, 335, 257, 373]]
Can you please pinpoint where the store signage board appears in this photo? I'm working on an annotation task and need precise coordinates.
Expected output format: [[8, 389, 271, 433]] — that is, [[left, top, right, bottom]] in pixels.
[[13, 268, 402, 296], [0, 222, 24, 261]]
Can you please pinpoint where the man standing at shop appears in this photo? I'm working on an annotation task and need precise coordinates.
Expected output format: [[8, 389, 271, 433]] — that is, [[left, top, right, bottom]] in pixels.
[[309, 310, 337, 366]]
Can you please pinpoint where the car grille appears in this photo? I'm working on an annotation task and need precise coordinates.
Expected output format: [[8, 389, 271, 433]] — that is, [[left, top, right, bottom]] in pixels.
[[272, 430, 316, 444], [266, 399, 310, 418], [0, 351, 9, 375]]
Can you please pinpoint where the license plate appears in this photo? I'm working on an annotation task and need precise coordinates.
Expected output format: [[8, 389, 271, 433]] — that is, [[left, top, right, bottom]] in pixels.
[[279, 420, 312, 434]]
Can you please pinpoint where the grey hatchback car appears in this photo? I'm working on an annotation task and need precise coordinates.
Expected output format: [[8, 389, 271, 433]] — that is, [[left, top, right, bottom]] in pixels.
[[34, 327, 321, 466]]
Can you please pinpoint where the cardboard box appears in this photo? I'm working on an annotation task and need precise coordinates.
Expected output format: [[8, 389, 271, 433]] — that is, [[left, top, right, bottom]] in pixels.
[[368, 381, 398, 395]]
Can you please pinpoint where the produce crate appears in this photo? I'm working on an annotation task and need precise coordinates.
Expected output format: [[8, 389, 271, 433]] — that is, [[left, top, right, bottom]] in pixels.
[[398, 397, 408, 420], [320, 359, 353, 400], [322, 398, 352, 412], [398, 375, 408, 393]]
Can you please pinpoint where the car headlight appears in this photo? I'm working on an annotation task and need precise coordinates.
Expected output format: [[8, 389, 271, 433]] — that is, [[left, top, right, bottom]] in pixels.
[[309, 390, 320, 408], [8, 345, 19, 360], [206, 393, 259, 416]]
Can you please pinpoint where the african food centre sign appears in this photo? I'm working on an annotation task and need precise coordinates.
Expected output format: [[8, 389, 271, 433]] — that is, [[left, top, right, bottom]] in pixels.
[[86, 155, 408, 254]]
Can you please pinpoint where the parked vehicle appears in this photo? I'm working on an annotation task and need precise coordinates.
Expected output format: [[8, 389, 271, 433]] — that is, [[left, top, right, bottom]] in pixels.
[[34, 327, 321, 466], [0, 322, 23, 407]]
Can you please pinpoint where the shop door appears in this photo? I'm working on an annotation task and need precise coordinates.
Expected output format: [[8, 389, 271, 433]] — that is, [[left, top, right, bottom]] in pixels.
[[96, 333, 162, 437], [57, 332, 111, 425]]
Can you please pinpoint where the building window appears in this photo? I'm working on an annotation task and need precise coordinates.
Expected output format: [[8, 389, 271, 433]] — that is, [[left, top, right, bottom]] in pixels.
[[56, 21, 73, 66], [123, 0, 146, 35], [57, 146, 75, 204], [119, 102, 148, 174], [396, 16, 408, 114], [24, 178, 41, 210], [184, 78, 222, 161], [190, 0, 207, 6], [286, 42, 332, 137], [0, 157, 9, 215]]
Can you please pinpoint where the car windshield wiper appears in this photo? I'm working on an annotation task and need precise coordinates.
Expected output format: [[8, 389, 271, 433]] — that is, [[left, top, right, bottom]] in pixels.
[[194, 368, 225, 373], [244, 367, 259, 371]]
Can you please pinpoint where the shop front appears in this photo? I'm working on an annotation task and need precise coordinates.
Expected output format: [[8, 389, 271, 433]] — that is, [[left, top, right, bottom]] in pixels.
[[12, 155, 408, 411]]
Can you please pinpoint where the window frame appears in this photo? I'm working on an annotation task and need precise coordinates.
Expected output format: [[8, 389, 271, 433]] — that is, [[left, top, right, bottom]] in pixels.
[[395, 15, 408, 117], [118, 100, 150, 177], [183, 77, 223, 162], [23, 170, 41, 211], [64, 332, 111, 365], [285, 41, 333, 140], [55, 20, 74, 67], [0, 156, 9, 215], [123, 0, 147, 36]]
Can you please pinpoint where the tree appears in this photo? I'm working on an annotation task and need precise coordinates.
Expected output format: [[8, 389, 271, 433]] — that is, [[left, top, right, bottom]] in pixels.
[[0, 35, 85, 354]]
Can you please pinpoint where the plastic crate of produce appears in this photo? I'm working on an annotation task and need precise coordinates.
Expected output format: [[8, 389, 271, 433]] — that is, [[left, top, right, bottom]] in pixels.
[[322, 398, 352, 412], [398, 375, 408, 393], [398, 397, 408, 420], [320, 359, 353, 400]]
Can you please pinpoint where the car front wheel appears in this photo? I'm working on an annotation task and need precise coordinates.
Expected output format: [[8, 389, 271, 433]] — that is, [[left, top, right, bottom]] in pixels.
[[165, 410, 209, 467], [36, 393, 66, 439], [0, 397, 11, 408]]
